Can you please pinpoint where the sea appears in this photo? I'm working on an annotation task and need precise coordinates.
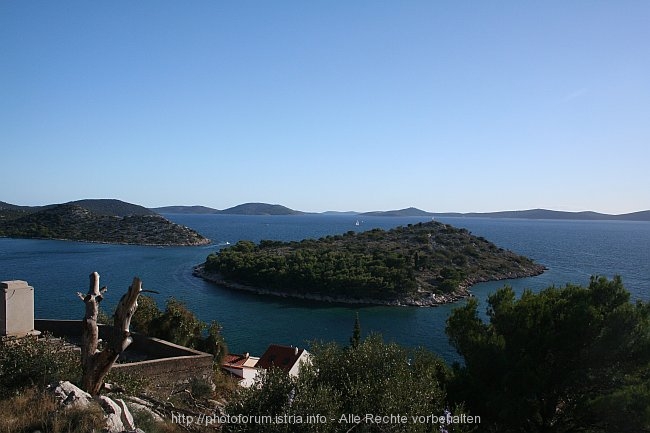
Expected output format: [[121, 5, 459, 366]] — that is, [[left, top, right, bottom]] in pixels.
[[1, 214, 649, 364]]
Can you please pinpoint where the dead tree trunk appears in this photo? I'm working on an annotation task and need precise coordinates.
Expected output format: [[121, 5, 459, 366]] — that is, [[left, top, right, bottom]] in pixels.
[[78, 272, 142, 395]]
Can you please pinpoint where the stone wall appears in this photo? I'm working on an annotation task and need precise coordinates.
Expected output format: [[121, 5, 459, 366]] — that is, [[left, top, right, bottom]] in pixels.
[[35, 319, 214, 395]]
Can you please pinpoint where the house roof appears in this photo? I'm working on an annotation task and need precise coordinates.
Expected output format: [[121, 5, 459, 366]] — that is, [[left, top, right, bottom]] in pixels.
[[256, 344, 306, 372], [223, 353, 259, 368]]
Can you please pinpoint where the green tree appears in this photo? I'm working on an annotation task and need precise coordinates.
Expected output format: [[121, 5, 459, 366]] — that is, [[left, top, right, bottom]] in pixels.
[[225, 335, 470, 433], [130, 295, 162, 335], [349, 312, 361, 349], [445, 276, 650, 433], [130, 296, 228, 362]]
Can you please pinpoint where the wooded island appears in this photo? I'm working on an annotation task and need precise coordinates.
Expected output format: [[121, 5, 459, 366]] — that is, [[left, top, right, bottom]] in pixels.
[[0, 200, 209, 246], [196, 221, 545, 306]]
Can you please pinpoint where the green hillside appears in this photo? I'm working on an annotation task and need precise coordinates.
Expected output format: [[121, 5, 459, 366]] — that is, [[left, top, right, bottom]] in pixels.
[[0, 202, 209, 246], [199, 221, 544, 305]]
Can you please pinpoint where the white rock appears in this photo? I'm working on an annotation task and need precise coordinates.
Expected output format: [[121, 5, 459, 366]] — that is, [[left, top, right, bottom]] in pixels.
[[128, 401, 164, 423], [104, 413, 125, 433], [48, 381, 93, 408], [97, 395, 125, 433], [116, 398, 136, 431]]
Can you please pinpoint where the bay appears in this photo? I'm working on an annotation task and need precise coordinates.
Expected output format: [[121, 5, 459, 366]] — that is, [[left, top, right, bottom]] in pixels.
[[1, 214, 648, 363]]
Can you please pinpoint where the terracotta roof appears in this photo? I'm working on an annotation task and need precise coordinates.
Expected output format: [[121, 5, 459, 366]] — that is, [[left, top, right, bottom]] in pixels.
[[256, 344, 305, 372], [223, 353, 255, 367]]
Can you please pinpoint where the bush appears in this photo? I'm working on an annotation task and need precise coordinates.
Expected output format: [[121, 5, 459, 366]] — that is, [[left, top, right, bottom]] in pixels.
[[0, 335, 80, 397], [131, 296, 228, 363]]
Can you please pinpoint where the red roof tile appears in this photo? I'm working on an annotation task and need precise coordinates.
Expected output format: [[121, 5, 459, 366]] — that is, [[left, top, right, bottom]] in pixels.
[[223, 353, 250, 367], [257, 344, 305, 372]]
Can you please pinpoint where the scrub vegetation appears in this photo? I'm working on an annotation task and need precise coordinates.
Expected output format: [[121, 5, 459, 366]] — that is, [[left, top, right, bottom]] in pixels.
[[202, 221, 545, 303]]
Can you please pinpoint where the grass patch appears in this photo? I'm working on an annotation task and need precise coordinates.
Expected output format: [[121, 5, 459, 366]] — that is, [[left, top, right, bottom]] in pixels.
[[0, 387, 104, 433]]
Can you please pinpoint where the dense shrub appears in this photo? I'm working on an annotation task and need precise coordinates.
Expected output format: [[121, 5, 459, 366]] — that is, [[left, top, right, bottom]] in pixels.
[[204, 221, 542, 301], [0, 335, 79, 398], [131, 296, 228, 363]]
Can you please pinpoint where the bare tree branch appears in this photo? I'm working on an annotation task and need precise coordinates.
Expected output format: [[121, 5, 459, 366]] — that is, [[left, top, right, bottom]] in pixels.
[[79, 272, 143, 395]]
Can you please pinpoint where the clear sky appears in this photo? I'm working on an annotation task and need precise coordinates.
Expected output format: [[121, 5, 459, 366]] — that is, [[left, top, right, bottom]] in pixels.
[[1, 1, 648, 213]]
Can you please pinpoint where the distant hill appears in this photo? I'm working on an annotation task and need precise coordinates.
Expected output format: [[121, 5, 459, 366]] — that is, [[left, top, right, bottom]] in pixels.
[[66, 199, 156, 217], [0, 201, 49, 221], [360, 207, 434, 217], [0, 199, 153, 219], [321, 211, 360, 215], [0, 201, 33, 211], [5, 199, 650, 222], [149, 202, 303, 215], [218, 203, 304, 215], [0, 200, 209, 246], [610, 210, 650, 221], [153, 205, 219, 214], [432, 208, 650, 222]]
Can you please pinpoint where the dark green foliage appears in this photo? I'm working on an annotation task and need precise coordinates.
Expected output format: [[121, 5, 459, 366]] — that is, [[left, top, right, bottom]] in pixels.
[[225, 335, 469, 433], [131, 296, 228, 363], [0, 203, 209, 245], [446, 276, 650, 433], [64, 199, 156, 217], [130, 294, 161, 336], [350, 312, 361, 349], [204, 221, 543, 302], [0, 335, 80, 397]]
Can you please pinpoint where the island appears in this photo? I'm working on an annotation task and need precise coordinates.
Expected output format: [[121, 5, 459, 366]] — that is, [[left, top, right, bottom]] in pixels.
[[194, 221, 545, 306], [152, 202, 304, 215], [0, 199, 210, 246]]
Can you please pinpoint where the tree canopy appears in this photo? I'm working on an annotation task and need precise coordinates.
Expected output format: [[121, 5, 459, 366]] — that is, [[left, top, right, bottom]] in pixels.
[[131, 296, 228, 363], [202, 221, 544, 304], [446, 276, 650, 433], [225, 334, 472, 433]]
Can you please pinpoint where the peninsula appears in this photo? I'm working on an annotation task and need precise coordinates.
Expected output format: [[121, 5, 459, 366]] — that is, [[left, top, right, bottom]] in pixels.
[[0, 199, 209, 246], [194, 221, 545, 306]]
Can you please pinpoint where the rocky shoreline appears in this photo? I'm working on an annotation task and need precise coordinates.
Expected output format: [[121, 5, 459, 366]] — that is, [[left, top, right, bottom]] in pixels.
[[192, 264, 545, 307]]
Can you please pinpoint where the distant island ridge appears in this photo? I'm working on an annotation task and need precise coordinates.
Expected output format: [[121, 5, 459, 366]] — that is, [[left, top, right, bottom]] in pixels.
[[3, 200, 650, 222], [0, 199, 209, 246], [151, 202, 650, 221]]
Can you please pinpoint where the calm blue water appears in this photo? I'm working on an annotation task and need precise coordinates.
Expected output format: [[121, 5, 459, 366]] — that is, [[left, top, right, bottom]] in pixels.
[[1, 215, 649, 363]]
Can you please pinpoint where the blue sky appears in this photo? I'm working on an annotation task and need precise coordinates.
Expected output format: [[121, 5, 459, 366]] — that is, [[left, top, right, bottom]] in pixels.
[[1, 1, 648, 213]]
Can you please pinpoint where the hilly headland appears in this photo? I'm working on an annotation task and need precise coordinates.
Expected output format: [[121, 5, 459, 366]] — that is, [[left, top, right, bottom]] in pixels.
[[0, 199, 209, 246], [194, 220, 545, 306]]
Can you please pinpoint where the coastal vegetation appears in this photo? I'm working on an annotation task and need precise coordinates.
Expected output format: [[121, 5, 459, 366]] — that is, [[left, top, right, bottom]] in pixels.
[[131, 295, 228, 364], [446, 275, 650, 432], [1, 276, 648, 432], [0, 202, 209, 246], [226, 277, 650, 433], [199, 221, 544, 305], [225, 335, 469, 433]]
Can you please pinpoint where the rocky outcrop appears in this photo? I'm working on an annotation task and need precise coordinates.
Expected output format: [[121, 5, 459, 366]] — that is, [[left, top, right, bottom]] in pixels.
[[48, 381, 142, 433]]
